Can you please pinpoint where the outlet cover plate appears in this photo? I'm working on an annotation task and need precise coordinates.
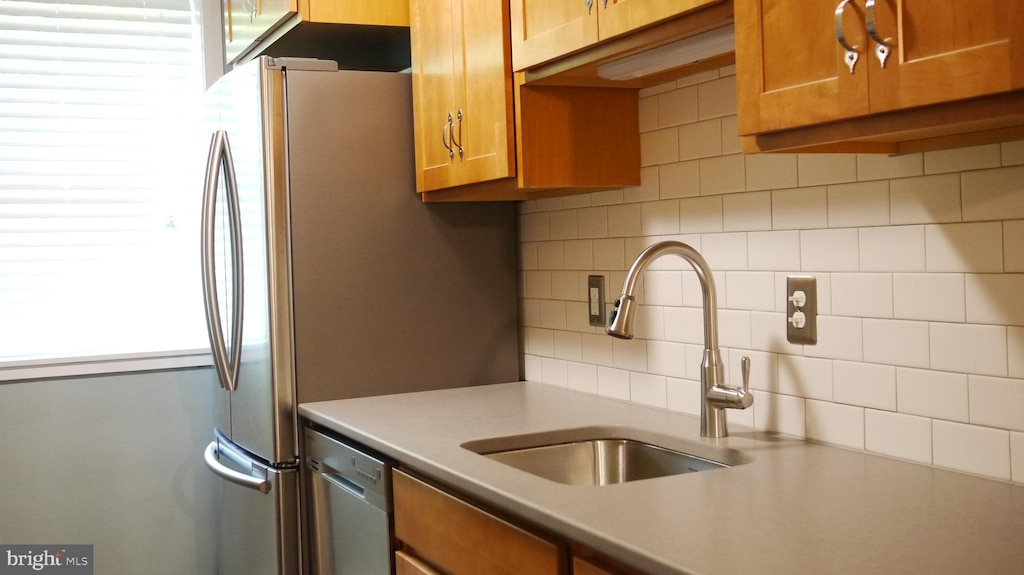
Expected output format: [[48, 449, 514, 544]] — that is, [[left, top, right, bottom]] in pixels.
[[588, 276, 606, 327], [786, 275, 817, 345]]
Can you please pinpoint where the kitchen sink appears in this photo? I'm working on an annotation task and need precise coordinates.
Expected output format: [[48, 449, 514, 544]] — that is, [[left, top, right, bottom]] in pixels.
[[463, 427, 746, 486]]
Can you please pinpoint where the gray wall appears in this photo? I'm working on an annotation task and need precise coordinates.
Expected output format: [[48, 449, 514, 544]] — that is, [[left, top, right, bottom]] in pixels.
[[0, 368, 219, 574]]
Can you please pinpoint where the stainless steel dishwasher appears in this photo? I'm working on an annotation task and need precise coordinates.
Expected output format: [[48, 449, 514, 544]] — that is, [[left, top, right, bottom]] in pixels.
[[305, 427, 392, 575]]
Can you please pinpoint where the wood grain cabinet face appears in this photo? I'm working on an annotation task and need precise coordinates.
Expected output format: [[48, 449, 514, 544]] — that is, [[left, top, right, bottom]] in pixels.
[[737, 0, 1024, 138], [512, 0, 723, 70], [410, 0, 515, 193], [392, 470, 564, 575]]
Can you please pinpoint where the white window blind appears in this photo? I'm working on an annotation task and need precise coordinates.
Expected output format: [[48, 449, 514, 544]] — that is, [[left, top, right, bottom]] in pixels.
[[0, 0, 211, 375]]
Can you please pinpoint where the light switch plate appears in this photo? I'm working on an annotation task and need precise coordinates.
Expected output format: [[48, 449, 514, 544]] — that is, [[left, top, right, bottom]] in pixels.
[[588, 276, 606, 327], [786, 276, 817, 345]]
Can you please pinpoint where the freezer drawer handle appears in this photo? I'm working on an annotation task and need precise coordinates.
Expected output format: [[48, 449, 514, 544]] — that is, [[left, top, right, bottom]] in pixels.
[[204, 441, 271, 494]]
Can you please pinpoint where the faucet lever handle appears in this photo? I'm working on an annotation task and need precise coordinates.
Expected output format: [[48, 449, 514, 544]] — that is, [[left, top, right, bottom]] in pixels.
[[741, 356, 751, 394]]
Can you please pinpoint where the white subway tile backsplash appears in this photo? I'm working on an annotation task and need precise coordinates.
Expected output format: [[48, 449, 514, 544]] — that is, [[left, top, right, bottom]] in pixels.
[[612, 337, 648, 372], [537, 241, 564, 270], [562, 240, 594, 270], [607, 203, 642, 237], [773, 187, 828, 230], [857, 153, 923, 181], [581, 333, 614, 367], [678, 196, 723, 233], [723, 191, 772, 232], [659, 160, 701, 199], [1005, 220, 1024, 272], [751, 311, 805, 355], [640, 199, 680, 236], [930, 323, 1007, 377], [725, 271, 775, 311], [798, 154, 858, 187], [749, 231, 801, 271], [630, 372, 668, 408], [806, 400, 864, 449], [577, 206, 609, 238], [753, 391, 806, 438], [860, 226, 925, 272], [702, 233, 748, 270], [519, 72, 1024, 481], [831, 273, 893, 319], [625, 166, 660, 203], [865, 410, 932, 464], [969, 375, 1024, 432], [538, 300, 566, 330], [522, 212, 550, 241], [657, 85, 698, 126], [863, 319, 930, 368], [889, 173, 962, 225], [553, 331, 582, 362], [642, 128, 680, 167], [933, 420, 1011, 480], [833, 361, 896, 410], [697, 75, 737, 119], [801, 228, 859, 271], [962, 166, 1024, 222], [896, 367, 969, 422], [966, 274, 1024, 326], [699, 154, 746, 195], [597, 367, 631, 400], [541, 357, 568, 387], [647, 340, 687, 379], [593, 238, 625, 271], [925, 222, 1003, 273], [678, 119, 722, 161], [806, 316, 863, 362], [1012, 432, 1024, 484], [892, 273, 965, 323], [778, 355, 833, 401], [745, 153, 798, 192], [667, 377, 702, 416], [828, 181, 890, 228], [567, 362, 598, 394], [924, 144, 1001, 175], [664, 307, 704, 344]]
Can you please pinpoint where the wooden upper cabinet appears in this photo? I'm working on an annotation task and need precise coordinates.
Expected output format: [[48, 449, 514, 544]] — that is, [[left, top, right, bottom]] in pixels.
[[736, 0, 1024, 152], [512, 0, 723, 70], [410, 0, 515, 193]]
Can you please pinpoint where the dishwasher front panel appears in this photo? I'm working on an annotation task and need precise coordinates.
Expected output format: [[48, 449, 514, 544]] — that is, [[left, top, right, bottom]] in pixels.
[[305, 428, 392, 575]]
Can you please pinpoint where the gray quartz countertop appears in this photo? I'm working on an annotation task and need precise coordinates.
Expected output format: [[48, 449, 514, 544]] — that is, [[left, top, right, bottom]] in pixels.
[[299, 381, 1024, 575]]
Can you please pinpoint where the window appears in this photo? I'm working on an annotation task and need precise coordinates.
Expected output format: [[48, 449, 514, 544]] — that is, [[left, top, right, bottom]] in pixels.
[[0, 0, 211, 379]]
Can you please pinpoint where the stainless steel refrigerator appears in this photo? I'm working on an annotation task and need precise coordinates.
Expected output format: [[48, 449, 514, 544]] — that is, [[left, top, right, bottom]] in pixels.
[[198, 56, 519, 575]]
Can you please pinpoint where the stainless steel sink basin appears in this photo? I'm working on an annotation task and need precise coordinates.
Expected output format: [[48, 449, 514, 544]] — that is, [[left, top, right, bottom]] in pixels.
[[462, 427, 745, 486]]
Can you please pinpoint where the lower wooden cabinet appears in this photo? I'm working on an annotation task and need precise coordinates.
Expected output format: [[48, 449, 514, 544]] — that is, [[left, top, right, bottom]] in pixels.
[[395, 550, 440, 575], [574, 556, 618, 575], [393, 469, 565, 575]]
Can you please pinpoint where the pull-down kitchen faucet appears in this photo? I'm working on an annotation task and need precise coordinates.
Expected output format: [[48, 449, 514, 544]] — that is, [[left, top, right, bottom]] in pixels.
[[606, 240, 752, 438]]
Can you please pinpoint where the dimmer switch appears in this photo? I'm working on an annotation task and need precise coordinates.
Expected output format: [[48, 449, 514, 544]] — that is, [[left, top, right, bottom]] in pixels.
[[588, 276, 606, 327], [786, 276, 817, 344]]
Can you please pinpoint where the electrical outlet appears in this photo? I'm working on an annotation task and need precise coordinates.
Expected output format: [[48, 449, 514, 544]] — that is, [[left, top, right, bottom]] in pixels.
[[588, 276, 606, 327], [786, 276, 817, 344]]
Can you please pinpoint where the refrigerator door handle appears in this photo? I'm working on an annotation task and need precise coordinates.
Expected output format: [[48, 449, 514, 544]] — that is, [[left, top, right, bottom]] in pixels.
[[200, 130, 245, 392], [204, 440, 271, 494]]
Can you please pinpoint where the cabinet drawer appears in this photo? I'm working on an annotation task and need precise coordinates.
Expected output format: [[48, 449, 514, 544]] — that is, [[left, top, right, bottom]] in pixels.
[[393, 470, 564, 575]]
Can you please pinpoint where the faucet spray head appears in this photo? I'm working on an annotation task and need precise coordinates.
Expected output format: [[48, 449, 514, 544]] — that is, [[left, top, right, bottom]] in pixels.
[[605, 295, 636, 339]]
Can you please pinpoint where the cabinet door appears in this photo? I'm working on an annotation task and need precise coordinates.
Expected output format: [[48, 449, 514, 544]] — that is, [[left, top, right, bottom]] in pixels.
[[396, 551, 440, 575], [736, 0, 870, 134], [510, 0, 599, 70], [866, 0, 1024, 112], [410, 0, 460, 191], [223, 0, 256, 65], [451, 0, 516, 187], [599, 0, 723, 41]]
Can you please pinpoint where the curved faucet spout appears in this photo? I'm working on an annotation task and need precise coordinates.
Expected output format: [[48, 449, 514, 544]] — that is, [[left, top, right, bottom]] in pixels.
[[606, 240, 751, 438]]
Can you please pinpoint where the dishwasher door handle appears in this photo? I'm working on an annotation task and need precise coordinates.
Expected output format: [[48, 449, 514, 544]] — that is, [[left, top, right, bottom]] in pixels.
[[204, 441, 271, 494]]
